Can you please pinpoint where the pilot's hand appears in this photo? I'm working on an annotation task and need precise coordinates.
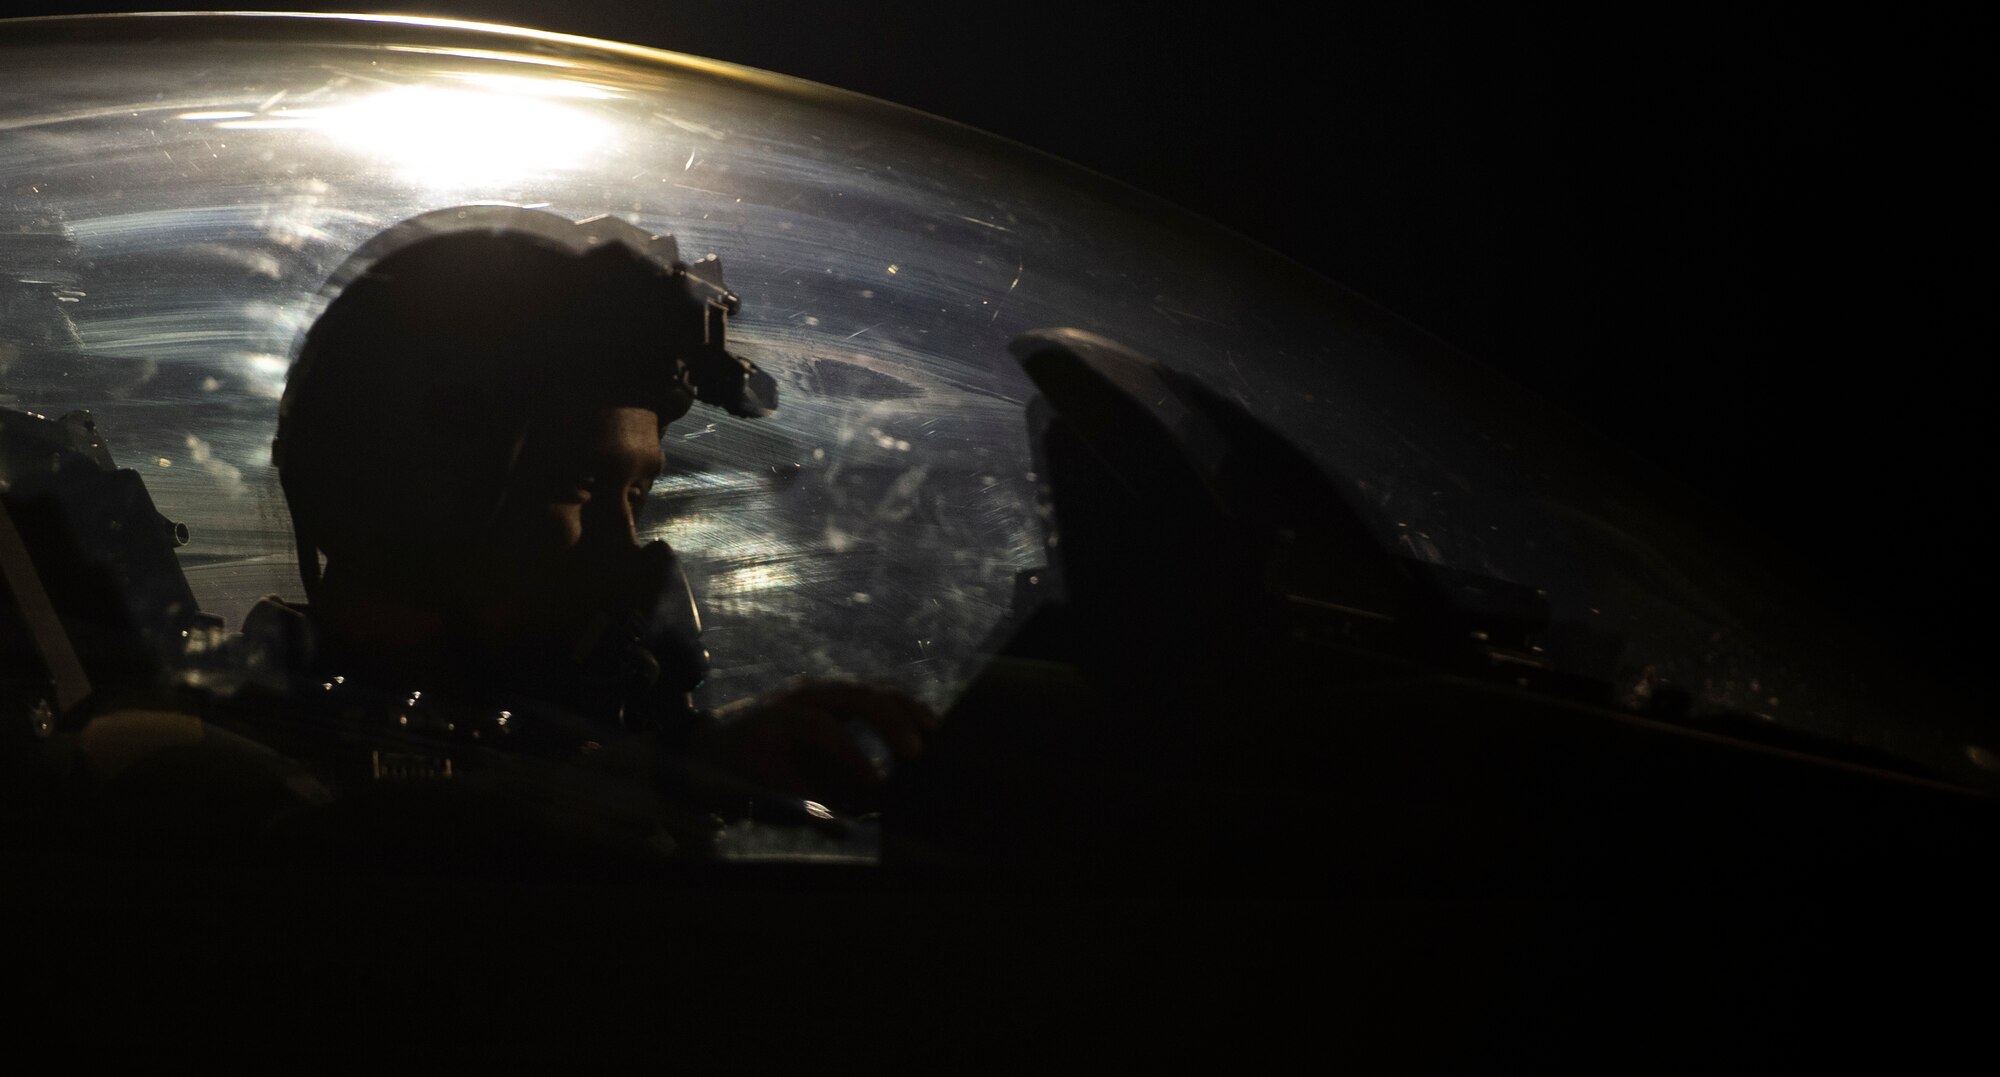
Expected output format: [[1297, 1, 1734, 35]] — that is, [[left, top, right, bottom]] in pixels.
[[696, 677, 938, 816]]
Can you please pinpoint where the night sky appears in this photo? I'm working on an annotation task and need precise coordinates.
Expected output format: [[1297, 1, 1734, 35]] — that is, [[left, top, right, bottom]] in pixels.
[[9, 4, 1990, 691]]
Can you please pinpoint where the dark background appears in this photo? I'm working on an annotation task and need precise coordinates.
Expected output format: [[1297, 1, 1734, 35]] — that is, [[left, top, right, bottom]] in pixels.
[[10, 4, 1990, 692]]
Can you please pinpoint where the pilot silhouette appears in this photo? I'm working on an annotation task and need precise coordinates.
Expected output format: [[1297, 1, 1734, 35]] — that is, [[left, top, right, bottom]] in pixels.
[[259, 206, 930, 817]]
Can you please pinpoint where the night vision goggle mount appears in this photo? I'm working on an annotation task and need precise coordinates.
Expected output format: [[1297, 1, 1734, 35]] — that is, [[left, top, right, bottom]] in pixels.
[[652, 226, 778, 420]]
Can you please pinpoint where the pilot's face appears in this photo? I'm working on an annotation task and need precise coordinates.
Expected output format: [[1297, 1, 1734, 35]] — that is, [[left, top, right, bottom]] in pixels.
[[505, 405, 666, 559], [473, 404, 666, 642]]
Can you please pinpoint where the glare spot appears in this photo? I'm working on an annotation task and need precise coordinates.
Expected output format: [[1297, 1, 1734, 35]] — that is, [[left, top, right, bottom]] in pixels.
[[234, 79, 615, 189], [802, 800, 834, 820], [719, 562, 798, 593], [246, 352, 290, 380], [886, 264, 899, 275], [155, 457, 171, 468], [185, 434, 245, 496]]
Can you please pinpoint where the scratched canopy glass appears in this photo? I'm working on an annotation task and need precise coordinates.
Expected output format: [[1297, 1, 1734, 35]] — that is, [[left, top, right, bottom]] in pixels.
[[0, 13, 1984, 789]]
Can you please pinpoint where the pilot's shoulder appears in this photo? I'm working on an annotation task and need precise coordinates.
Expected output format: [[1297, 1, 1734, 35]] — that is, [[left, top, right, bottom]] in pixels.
[[74, 702, 333, 829], [76, 707, 207, 781]]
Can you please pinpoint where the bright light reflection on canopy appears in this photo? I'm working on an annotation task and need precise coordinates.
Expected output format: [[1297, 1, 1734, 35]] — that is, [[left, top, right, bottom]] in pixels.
[[207, 76, 616, 189]]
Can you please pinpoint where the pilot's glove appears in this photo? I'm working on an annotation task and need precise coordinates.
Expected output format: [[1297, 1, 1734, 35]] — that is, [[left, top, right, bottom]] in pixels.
[[690, 677, 937, 817]]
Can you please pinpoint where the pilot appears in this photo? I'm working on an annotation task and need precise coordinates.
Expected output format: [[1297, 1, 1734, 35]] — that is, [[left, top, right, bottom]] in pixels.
[[247, 208, 932, 820]]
